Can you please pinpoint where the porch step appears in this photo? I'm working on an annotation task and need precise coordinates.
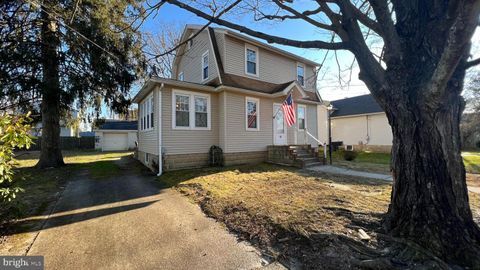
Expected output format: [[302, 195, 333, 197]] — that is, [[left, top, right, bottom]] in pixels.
[[268, 144, 325, 168]]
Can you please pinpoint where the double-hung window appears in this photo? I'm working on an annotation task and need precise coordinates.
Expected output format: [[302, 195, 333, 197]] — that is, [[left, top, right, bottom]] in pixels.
[[298, 105, 306, 130], [202, 51, 209, 81], [297, 63, 305, 87], [245, 45, 258, 76], [173, 90, 210, 130], [246, 97, 259, 131], [140, 94, 154, 131]]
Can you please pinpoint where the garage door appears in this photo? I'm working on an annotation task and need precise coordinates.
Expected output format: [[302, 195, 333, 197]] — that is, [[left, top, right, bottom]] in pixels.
[[103, 133, 128, 151]]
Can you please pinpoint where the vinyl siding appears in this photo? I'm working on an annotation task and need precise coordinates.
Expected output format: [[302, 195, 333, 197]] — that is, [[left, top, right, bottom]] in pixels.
[[295, 104, 318, 145], [138, 87, 159, 155], [223, 35, 317, 92], [317, 105, 329, 143], [161, 87, 219, 155], [224, 92, 274, 153], [175, 29, 218, 84], [218, 91, 226, 149], [331, 113, 393, 146]]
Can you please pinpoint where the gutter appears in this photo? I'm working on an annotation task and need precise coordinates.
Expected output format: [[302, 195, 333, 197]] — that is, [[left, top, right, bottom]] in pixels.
[[157, 83, 164, 176]]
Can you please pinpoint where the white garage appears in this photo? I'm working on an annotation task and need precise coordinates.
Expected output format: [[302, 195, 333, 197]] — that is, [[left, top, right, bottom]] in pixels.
[[102, 133, 129, 151], [93, 120, 138, 151]]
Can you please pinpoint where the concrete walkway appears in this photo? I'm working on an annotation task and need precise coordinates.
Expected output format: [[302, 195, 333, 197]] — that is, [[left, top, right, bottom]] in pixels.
[[25, 157, 283, 270], [307, 165, 393, 181]]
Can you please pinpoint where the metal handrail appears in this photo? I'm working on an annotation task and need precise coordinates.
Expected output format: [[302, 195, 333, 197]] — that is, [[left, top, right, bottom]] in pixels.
[[305, 129, 327, 159]]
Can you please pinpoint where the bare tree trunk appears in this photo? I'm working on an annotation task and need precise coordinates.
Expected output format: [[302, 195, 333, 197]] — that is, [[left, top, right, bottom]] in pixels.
[[384, 74, 480, 266], [36, 6, 64, 168]]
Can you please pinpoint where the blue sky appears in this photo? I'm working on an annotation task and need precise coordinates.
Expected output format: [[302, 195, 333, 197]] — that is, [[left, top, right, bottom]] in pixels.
[[138, 2, 370, 101]]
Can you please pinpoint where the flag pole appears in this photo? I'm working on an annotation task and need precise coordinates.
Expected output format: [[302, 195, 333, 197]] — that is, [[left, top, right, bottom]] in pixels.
[[273, 90, 293, 119]]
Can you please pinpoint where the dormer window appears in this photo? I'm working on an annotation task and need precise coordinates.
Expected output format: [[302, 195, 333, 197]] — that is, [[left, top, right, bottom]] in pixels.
[[245, 45, 259, 76], [297, 63, 305, 86], [202, 51, 209, 81]]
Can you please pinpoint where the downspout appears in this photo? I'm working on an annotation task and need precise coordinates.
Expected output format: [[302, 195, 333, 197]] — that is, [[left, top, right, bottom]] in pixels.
[[157, 83, 164, 176]]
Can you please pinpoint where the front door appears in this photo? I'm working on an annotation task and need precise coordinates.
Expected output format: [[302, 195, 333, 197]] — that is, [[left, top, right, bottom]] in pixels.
[[273, 104, 287, 145]]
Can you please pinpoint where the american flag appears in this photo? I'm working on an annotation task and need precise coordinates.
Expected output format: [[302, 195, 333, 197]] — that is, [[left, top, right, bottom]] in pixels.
[[282, 93, 296, 127]]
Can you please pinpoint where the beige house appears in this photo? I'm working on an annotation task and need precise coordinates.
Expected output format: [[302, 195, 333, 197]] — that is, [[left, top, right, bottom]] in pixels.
[[133, 25, 327, 173], [329, 94, 393, 152]]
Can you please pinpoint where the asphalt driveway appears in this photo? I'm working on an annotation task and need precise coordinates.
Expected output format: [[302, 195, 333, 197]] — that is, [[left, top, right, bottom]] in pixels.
[[26, 157, 273, 270]]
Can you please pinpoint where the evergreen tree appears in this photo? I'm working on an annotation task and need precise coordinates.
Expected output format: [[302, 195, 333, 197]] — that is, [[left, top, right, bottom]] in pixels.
[[0, 0, 145, 167]]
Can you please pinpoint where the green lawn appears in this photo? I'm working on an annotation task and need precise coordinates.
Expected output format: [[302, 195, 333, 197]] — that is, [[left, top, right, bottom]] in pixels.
[[463, 152, 480, 174], [1, 151, 132, 231], [330, 150, 480, 174]]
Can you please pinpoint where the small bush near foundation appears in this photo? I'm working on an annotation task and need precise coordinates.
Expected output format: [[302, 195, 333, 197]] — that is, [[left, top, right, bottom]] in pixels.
[[338, 149, 358, 161]]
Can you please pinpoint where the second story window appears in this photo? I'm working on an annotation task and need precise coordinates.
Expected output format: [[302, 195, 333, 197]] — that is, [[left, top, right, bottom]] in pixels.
[[187, 34, 193, 49], [202, 51, 209, 81], [245, 45, 259, 76], [297, 64, 305, 86], [178, 72, 184, 81]]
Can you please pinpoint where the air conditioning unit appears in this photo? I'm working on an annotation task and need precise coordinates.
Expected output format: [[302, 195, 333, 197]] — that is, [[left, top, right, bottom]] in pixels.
[[344, 145, 354, 151]]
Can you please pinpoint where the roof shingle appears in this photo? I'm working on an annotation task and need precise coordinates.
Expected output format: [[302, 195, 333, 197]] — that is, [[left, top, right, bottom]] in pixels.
[[330, 94, 383, 117], [99, 121, 137, 130]]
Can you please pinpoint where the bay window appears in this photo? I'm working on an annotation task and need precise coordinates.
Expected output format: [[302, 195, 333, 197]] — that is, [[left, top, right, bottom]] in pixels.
[[140, 94, 154, 131]]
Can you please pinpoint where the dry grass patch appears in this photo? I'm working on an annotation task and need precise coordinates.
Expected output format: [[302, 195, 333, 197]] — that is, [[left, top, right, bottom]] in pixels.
[[159, 163, 480, 269]]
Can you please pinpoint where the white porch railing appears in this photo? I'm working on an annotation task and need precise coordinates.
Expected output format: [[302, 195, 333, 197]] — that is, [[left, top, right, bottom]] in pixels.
[[305, 129, 327, 159]]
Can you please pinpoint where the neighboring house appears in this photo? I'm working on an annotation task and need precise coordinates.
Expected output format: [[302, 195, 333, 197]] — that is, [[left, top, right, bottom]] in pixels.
[[30, 109, 87, 137], [329, 94, 393, 152], [133, 24, 326, 173], [94, 120, 138, 151], [32, 121, 77, 137]]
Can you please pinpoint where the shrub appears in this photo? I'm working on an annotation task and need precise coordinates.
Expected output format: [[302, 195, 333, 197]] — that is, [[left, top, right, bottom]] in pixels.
[[0, 113, 33, 202], [342, 150, 358, 161]]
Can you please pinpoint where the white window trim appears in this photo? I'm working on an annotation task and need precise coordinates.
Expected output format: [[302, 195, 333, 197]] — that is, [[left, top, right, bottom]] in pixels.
[[297, 104, 307, 131], [245, 44, 259, 77], [178, 71, 184, 81], [187, 34, 193, 50], [172, 89, 211, 130], [201, 50, 209, 81], [297, 62, 306, 87], [245, 96, 260, 131], [140, 94, 154, 132]]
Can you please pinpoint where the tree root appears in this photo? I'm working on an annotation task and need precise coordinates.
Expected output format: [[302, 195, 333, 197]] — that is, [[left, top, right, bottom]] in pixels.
[[376, 233, 451, 269]]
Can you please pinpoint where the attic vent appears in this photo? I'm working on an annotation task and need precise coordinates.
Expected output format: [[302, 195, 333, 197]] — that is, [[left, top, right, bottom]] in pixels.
[[345, 145, 354, 151]]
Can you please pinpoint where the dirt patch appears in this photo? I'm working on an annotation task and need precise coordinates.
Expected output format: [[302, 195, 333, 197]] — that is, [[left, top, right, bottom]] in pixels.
[[160, 163, 480, 269]]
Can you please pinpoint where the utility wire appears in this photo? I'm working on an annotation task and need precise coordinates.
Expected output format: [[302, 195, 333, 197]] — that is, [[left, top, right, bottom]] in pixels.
[[25, 0, 131, 67]]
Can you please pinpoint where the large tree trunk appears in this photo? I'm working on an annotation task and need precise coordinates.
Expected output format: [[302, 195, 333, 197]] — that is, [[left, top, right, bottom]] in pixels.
[[36, 6, 64, 168], [383, 72, 480, 266]]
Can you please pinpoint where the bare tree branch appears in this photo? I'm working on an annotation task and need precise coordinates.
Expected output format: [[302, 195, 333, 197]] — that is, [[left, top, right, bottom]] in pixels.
[[152, 0, 242, 58], [271, 0, 335, 31], [464, 57, 480, 69], [166, 0, 348, 50]]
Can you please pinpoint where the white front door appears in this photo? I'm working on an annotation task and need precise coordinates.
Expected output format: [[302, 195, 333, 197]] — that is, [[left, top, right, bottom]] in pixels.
[[273, 104, 287, 145]]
